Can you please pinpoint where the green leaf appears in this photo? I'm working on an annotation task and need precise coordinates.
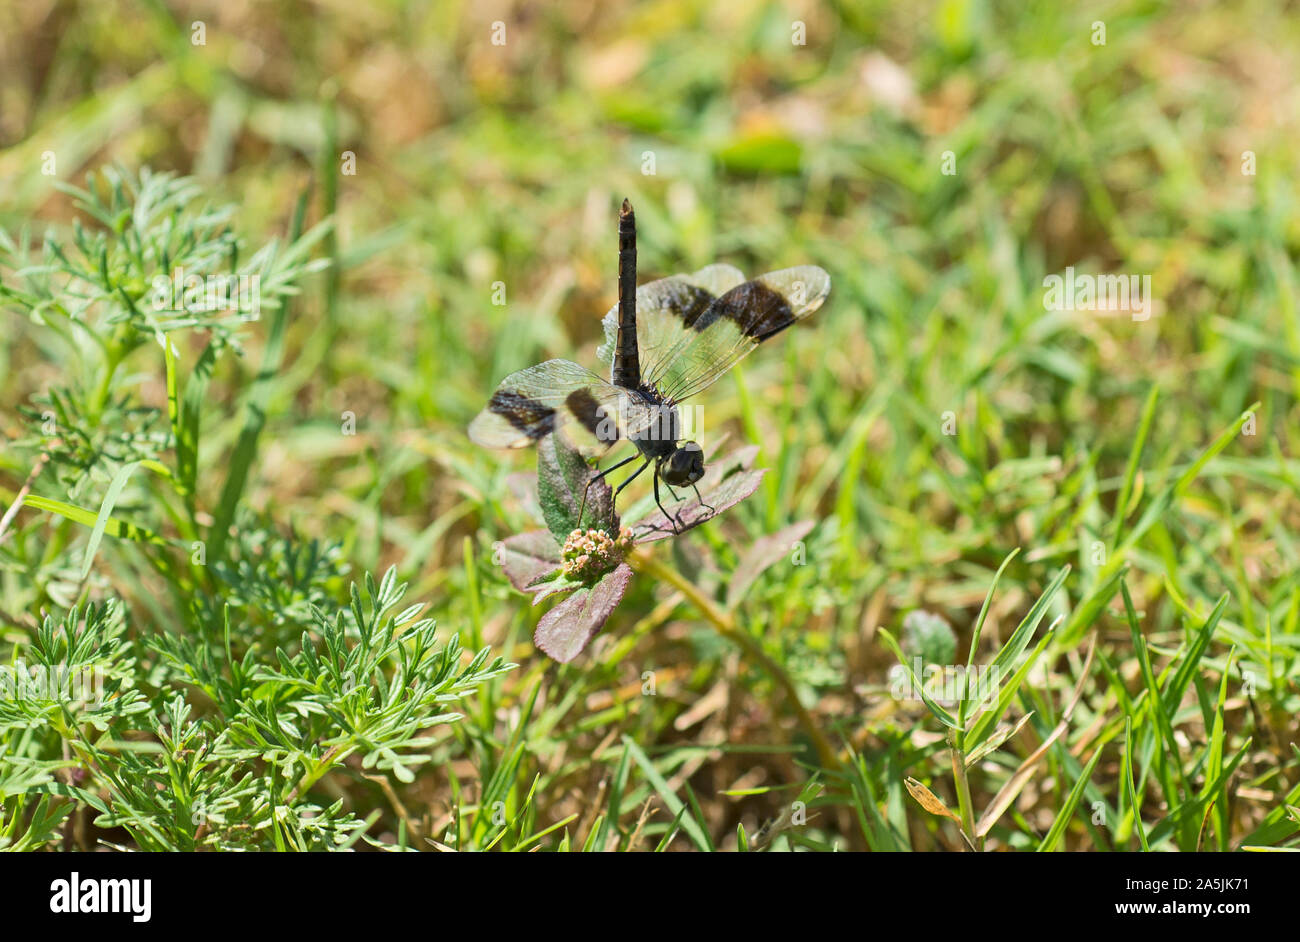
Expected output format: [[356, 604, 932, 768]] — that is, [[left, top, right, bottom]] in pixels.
[[177, 339, 221, 500], [1121, 716, 1151, 851], [1198, 647, 1235, 852], [80, 461, 143, 579], [22, 494, 163, 544], [1146, 738, 1251, 847], [987, 565, 1070, 682], [878, 628, 960, 729], [959, 548, 1020, 732], [1036, 745, 1104, 851], [1161, 593, 1229, 715], [1121, 580, 1191, 843], [964, 631, 1054, 752], [621, 737, 711, 852], [536, 434, 614, 539], [1112, 384, 1158, 544]]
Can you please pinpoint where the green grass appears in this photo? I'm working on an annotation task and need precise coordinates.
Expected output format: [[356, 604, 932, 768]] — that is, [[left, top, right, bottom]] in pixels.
[[0, 0, 1297, 851]]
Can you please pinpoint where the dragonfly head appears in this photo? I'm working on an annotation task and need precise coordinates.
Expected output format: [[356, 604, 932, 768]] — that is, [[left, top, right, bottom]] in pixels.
[[660, 441, 705, 487]]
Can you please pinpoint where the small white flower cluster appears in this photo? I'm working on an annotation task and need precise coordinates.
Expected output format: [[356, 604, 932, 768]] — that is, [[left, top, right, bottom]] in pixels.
[[561, 527, 633, 581]]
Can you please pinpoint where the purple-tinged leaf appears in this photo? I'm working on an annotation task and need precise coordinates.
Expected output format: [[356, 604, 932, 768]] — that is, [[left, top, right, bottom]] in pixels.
[[725, 520, 816, 609], [499, 530, 561, 594], [630, 447, 766, 543], [528, 573, 584, 605], [537, 434, 616, 540], [709, 443, 760, 474], [534, 563, 633, 662]]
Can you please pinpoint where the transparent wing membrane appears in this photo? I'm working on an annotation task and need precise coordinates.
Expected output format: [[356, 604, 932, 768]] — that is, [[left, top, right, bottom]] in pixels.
[[468, 358, 672, 453], [651, 266, 831, 402]]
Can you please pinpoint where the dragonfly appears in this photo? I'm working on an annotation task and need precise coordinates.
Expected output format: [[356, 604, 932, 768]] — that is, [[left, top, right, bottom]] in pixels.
[[469, 199, 830, 531]]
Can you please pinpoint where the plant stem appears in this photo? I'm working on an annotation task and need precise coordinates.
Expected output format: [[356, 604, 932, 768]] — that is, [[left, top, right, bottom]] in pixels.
[[90, 329, 130, 423], [948, 727, 980, 850], [90, 354, 118, 423], [629, 549, 839, 770], [289, 742, 348, 803]]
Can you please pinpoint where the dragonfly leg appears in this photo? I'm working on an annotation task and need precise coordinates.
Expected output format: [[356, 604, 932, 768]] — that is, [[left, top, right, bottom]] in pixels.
[[613, 459, 650, 500], [578, 452, 639, 525], [690, 481, 715, 516], [653, 470, 684, 533]]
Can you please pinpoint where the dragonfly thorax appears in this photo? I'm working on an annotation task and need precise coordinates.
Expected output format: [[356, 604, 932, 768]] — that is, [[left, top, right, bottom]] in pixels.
[[625, 385, 682, 459]]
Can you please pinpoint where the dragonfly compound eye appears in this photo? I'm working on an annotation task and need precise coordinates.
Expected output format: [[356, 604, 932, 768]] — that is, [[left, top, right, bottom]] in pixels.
[[662, 442, 705, 486]]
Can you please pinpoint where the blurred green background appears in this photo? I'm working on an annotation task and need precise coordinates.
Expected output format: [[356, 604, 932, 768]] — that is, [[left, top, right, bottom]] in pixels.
[[2, 0, 1298, 850]]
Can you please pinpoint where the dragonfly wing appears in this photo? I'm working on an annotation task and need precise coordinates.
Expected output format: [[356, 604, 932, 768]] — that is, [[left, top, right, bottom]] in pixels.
[[652, 266, 830, 402], [597, 264, 747, 387], [468, 359, 662, 453]]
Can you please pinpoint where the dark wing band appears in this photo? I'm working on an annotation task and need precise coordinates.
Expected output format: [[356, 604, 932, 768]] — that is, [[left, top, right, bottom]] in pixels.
[[649, 266, 830, 403], [597, 264, 746, 388], [468, 358, 667, 453]]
